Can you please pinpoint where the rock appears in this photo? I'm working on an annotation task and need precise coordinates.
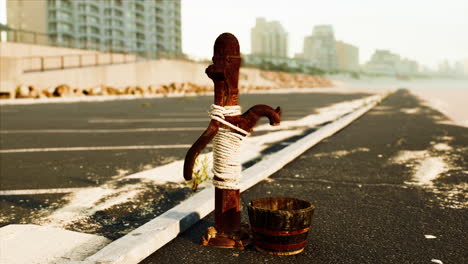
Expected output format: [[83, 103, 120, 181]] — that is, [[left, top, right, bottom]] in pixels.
[[147, 85, 157, 94], [14, 85, 40, 98], [168, 83, 177, 93], [124, 86, 135, 95], [28, 86, 40, 98], [42, 89, 53, 97], [0, 91, 12, 99], [178, 83, 186, 93], [15, 85, 30, 98], [104, 86, 121, 95], [53, 84, 71, 97], [160, 85, 169, 95], [87, 86, 104, 96], [134, 86, 145, 95], [73, 88, 84, 96]]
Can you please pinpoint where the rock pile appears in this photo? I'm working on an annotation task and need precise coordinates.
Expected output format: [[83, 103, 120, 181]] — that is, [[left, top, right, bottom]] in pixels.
[[6, 70, 333, 99], [10, 83, 214, 99]]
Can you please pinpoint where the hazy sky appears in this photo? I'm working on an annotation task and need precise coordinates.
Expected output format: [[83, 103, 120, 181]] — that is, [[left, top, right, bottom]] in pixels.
[[1, 0, 467, 69], [182, 0, 468, 69]]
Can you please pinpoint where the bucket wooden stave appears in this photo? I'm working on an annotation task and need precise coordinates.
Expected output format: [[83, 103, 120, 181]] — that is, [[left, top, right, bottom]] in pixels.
[[247, 197, 315, 255]]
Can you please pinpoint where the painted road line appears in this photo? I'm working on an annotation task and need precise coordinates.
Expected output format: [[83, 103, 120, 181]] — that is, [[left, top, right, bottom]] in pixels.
[[0, 144, 192, 153], [0, 127, 206, 134], [0, 224, 110, 264], [84, 91, 391, 264], [0, 187, 93, 196]]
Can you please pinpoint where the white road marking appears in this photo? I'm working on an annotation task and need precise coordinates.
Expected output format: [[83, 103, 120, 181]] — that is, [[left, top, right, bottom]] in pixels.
[[0, 224, 110, 264], [88, 118, 207, 123], [0, 144, 192, 153], [0, 187, 93, 196], [0, 127, 205, 134]]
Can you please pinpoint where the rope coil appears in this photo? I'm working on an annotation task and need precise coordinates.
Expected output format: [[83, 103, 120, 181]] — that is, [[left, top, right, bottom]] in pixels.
[[209, 104, 247, 189]]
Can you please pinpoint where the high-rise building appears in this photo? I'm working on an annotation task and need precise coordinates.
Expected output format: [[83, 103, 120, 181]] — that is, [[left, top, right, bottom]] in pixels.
[[302, 25, 337, 70], [251, 17, 288, 58], [335, 40, 359, 72], [6, 0, 182, 57]]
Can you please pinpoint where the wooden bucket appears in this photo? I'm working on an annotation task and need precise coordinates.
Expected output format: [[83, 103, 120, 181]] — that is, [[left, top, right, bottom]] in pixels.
[[247, 197, 315, 255]]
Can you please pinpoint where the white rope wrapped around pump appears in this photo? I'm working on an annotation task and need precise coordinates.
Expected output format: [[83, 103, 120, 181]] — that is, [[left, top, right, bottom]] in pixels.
[[209, 104, 249, 190]]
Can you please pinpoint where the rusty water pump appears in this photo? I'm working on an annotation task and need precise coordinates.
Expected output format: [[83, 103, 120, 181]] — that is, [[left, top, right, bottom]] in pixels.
[[183, 33, 282, 249]]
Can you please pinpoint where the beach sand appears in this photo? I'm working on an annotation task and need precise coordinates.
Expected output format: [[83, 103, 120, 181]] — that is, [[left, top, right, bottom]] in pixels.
[[334, 77, 468, 127], [409, 87, 468, 127]]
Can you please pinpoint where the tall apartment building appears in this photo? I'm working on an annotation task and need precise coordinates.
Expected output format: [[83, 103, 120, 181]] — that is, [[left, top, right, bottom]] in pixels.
[[6, 0, 182, 57], [335, 40, 359, 72], [251, 17, 288, 58], [302, 25, 337, 70]]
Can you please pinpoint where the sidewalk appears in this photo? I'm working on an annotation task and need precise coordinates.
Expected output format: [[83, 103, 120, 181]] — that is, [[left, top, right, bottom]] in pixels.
[[141, 89, 467, 263]]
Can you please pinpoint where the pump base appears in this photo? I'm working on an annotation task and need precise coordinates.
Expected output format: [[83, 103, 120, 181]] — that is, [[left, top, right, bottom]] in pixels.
[[200, 225, 250, 249]]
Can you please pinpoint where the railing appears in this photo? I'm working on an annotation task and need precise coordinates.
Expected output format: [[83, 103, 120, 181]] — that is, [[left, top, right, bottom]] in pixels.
[[1, 27, 188, 69], [1, 28, 185, 60], [1, 28, 50, 47], [1, 29, 129, 53], [21, 53, 137, 72]]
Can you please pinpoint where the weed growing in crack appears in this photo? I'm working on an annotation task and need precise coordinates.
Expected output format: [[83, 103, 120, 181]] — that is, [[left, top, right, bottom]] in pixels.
[[186, 155, 211, 191]]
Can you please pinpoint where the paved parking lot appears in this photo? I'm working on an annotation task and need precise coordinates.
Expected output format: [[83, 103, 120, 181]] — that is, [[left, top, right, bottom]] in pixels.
[[0, 92, 371, 233]]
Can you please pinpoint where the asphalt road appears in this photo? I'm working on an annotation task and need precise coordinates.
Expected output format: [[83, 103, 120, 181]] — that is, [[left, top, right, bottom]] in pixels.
[[141, 90, 467, 264], [0, 92, 371, 229]]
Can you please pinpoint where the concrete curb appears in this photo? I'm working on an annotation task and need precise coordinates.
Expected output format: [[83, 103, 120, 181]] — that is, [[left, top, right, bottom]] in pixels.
[[82, 92, 389, 264]]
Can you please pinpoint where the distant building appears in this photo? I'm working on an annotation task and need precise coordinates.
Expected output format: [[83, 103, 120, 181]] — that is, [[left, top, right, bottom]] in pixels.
[[398, 58, 419, 75], [251, 17, 288, 58], [6, 0, 182, 57], [364, 50, 400, 75], [463, 59, 468, 76], [437, 59, 464, 76], [302, 25, 337, 70], [364, 49, 418, 75], [335, 40, 359, 72], [454, 61, 465, 76], [438, 60, 451, 75]]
